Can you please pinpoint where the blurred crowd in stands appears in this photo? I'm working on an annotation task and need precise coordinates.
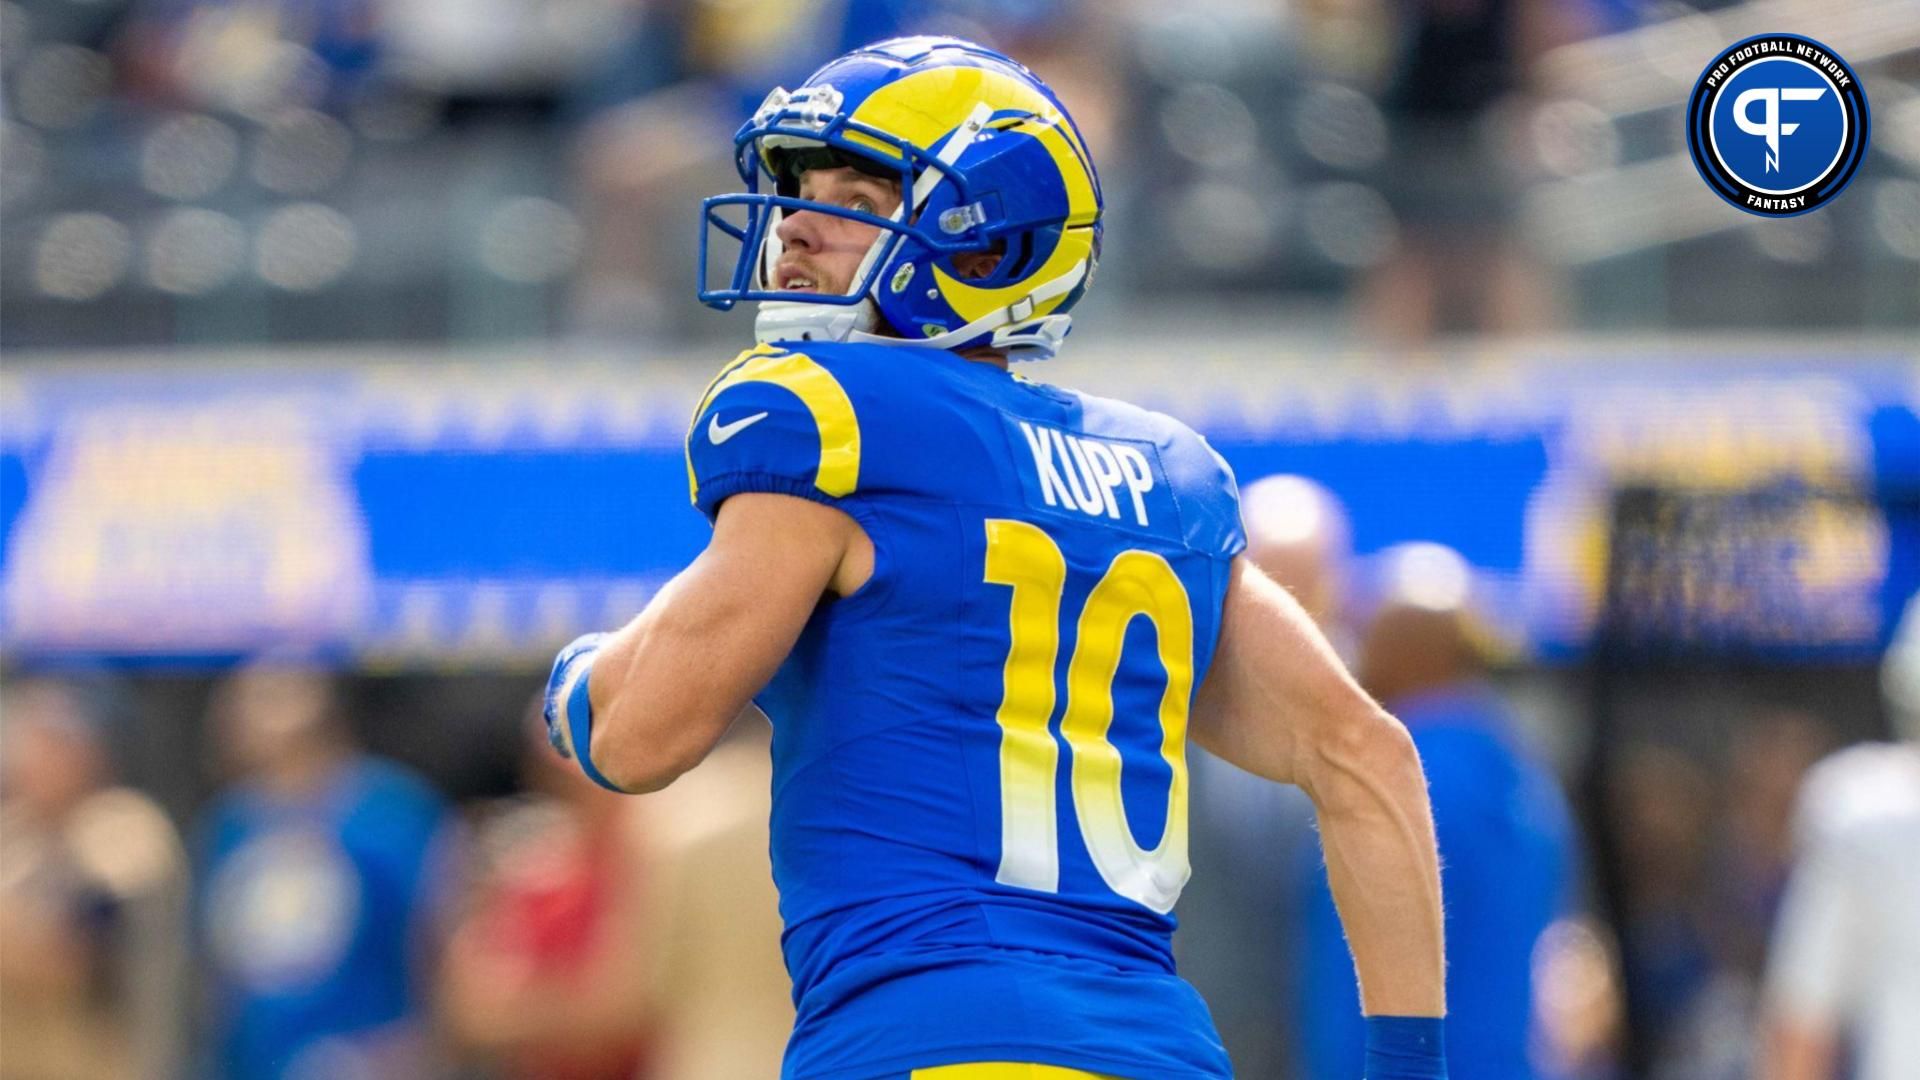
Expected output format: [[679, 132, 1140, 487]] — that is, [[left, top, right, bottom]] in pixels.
[[5, 0, 1917, 351]]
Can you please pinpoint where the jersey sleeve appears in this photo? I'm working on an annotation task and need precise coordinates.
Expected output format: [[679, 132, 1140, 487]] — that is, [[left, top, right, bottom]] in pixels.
[[1163, 427, 1247, 559], [1202, 437, 1249, 559], [684, 347, 865, 523]]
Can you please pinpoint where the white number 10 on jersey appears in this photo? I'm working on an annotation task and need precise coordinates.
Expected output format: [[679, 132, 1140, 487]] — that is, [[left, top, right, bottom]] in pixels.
[[983, 518, 1193, 914]]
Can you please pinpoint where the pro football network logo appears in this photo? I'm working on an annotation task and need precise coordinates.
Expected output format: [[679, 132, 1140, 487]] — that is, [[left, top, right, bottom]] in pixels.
[[1686, 33, 1869, 217]]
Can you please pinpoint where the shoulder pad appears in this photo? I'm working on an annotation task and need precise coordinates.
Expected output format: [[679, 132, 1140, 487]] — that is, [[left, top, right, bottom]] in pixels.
[[685, 345, 864, 522]]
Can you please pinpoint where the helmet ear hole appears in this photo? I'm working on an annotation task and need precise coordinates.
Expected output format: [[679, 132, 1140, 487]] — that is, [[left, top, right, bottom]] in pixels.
[[994, 232, 1038, 282], [943, 235, 1030, 285]]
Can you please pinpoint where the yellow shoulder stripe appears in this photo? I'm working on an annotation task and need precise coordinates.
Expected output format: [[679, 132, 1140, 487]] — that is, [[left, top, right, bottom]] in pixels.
[[685, 345, 861, 503]]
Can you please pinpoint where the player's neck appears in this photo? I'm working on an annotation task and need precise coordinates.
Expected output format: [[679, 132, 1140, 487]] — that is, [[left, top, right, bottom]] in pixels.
[[958, 346, 1010, 370]]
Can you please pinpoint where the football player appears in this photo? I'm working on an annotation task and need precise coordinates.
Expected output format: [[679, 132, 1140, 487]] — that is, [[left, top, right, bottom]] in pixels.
[[546, 37, 1446, 1079]]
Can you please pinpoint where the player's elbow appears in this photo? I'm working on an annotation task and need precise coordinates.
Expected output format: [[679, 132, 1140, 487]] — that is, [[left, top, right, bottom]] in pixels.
[[1299, 702, 1426, 819], [587, 700, 713, 794]]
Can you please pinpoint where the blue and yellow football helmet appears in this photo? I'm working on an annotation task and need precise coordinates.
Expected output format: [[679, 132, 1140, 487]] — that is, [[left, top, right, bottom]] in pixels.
[[699, 36, 1103, 361]]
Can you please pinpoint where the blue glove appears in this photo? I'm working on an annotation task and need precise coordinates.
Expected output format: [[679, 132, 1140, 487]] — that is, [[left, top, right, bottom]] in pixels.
[[1364, 1016, 1446, 1079], [542, 632, 627, 793]]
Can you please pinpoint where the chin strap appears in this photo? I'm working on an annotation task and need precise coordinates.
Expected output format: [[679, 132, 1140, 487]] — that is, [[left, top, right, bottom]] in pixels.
[[989, 314, 1073, 361], [754, 297, 883, 344], [756, 258, 1087, 359]]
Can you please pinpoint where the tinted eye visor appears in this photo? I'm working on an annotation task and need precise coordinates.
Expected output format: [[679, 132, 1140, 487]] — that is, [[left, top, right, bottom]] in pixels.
[[771, 146, 902, 198]]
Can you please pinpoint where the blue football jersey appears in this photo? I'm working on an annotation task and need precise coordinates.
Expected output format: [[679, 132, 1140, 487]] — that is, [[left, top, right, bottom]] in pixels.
[[685, 341, 1245, 1080]]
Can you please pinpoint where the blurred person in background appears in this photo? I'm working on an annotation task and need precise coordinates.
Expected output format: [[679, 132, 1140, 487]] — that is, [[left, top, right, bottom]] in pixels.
[[1716, 712, 1832, 980], [0, 676, 189, 1080], [1237, 474, 1355, 657], [115, 0, 385, 112], [1352, 0, 1600, 343], [635, 712, 791, 1079], [195, 660, 456, 1080], [1295, 542, 1575, 1079], [1528, 914, 1625, 1080], [1697, 710, 1832, 1071], [440, 696, 791, 1080], [1619, 710, 1832, 1080], [438, 692, 654, 1080], [1181, 474, 1353, 1078], [1608, 742, 1715, 1071], [1758, 595, 1920, 1080]]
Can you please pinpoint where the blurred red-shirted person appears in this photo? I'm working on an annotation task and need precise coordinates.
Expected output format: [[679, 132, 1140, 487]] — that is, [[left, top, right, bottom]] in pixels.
[[439, 696, 654, 1080], [440, 695, 793, 1080]]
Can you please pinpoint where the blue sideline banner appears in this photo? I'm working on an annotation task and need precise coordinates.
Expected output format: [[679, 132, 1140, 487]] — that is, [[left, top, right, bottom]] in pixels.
[[2, 351, 1915, 663]]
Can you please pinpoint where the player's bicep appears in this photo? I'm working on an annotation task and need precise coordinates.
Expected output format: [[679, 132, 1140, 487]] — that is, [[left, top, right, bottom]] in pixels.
[[644, 491, 850, 690], [1191, 556, 1375, 785], [587, 492, 858, 789]]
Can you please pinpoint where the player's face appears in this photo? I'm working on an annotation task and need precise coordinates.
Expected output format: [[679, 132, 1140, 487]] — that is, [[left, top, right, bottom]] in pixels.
[[774, 166, 903, 296]]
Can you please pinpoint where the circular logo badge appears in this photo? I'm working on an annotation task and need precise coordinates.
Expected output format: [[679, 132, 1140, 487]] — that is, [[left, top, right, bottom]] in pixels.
[[1687, 34, 1869, 217]]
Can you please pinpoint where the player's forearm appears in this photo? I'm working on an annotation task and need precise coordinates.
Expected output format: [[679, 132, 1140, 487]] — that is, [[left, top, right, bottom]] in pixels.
[[1192, 559, 1447, 1014], [585, 574, 748, 793], [1302, 706, 1446, 1018], [586, 603, 688, 793]]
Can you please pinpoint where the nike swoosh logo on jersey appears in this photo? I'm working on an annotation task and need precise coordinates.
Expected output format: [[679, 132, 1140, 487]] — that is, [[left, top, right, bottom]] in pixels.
[[708, 411, 770, 445]]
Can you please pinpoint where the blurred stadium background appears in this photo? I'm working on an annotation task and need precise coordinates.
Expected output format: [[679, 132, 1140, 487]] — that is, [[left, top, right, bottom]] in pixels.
[[2, 0, 1918, 1078]]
